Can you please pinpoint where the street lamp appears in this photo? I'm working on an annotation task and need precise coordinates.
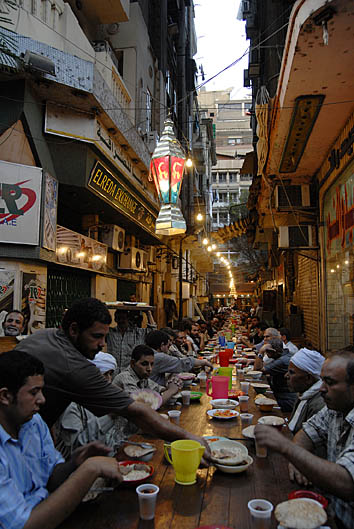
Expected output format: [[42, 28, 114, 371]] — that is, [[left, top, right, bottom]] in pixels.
[[149, 116, 186, 235]]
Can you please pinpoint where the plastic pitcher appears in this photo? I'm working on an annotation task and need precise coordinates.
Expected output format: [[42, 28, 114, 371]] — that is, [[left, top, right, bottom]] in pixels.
[[164, 440, 205, 485], [226, 341, 235, 350], [219, 350, 230, 366], [216, 367, 233, 389], [218, 334, 226, 346], [225, 331, 232, 341], [206, 376, 229, 399]]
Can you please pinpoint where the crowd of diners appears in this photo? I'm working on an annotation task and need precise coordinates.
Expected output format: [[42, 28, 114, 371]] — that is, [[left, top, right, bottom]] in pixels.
[[0, 298, 353, 529]]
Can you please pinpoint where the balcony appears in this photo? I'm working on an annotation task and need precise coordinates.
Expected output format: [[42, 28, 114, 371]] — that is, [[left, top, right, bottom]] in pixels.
[[82, 0, 129, 24]]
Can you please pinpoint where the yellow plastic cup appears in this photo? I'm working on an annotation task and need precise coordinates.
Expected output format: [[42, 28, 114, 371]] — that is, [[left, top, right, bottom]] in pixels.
[[164, 440, 205, 485], [217, 367, 233, 389]]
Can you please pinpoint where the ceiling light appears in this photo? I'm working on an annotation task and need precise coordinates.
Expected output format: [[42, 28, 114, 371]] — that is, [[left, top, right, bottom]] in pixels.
[[196, 212, 203, 221], [202, 238, 209, 245]]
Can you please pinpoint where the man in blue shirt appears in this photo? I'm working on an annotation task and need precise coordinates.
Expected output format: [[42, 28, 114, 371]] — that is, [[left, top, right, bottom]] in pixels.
[[0, 350, 122, 529]]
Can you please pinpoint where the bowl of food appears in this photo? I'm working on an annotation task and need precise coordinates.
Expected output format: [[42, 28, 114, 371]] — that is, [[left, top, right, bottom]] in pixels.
[[209, 439, 248, 466], [215, 455, 253, 474], [207, 409, 239, 420], [123, 443, 156, 462], [246, 370, 263, 380], [288, 491, 328, 510], [258, 415, 285, 430], [131, 389, 162, 410], [228, 390, 245, 399], [210, 398, 238, 410], [190, 391, 203, 401], [275, 498, 327, 529], [251, 382, 270, 395], [118, 461, 154, 485], [255, 396, 277, 412]]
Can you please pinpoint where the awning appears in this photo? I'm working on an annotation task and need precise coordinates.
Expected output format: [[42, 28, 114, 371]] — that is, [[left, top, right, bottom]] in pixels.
[[213, 213, 255, 243], [240, 151, 257, 175]]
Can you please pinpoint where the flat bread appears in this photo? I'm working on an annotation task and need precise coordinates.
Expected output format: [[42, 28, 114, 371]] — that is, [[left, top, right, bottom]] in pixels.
[[275, 499, 327, 529], [119, 463, 151, 481], [211, 446, 247, 465], [131, 389, 162, 410], [123, 444, 156, 458], [258, 416, 284, 426], [255, 396, 277, 406]]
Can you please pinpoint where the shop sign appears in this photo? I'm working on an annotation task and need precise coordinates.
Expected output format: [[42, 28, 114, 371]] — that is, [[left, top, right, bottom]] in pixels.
[[0, 160, 42, 245], [88, 161, 156, 234], [324, 163, 354, 256], [56, 225, 108, 272], [319, 111, 354, 186]]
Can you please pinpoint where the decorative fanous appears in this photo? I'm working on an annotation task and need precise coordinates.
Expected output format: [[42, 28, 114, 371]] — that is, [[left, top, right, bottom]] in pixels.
[[149, 116, 187, 235]]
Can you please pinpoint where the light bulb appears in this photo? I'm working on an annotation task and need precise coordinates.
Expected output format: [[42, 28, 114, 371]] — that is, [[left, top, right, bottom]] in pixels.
[[196, 212, 203, 221], [216, 252, 221, 257], [211, 244, 216, 250], [160, 179, 169, 192], [202, 238, 208, 245], [207, 246, 212, 252]]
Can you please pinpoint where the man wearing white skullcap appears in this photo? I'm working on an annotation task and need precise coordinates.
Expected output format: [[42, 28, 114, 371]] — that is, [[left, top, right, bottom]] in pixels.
[[56, 352, 117, 458], [285, 348, 325, 435]]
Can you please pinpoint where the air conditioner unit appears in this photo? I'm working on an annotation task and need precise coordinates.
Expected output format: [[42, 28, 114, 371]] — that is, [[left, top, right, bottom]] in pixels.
[[119, 247, 146, 271], [275, 184, 310, 209], [146, 131, 159, 154], [278, 225, 314, 248], [99, 225, 125, 252], [143, 246, 156, 266]]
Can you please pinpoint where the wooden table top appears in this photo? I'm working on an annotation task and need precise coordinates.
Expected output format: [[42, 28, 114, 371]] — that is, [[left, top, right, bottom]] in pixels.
[[58, 371, 315, 529]]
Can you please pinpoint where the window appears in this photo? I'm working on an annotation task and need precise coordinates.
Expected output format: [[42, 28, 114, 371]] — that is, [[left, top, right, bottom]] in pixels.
[[219, 103, 242, 111], [229, 172, 238, 183], [212, 173, 217, 183], [324, 162, 354, 351], [210, 112, 215, 117], [219, 212, 228, 225], [230, 192, 239, 202], [146, 89, 152, 132], [212, 213, 218, 223], [218, 172, 227, 182], [240, 173, 252, 181], [218, 192, 228, 202], [244, 102, 252, 115]]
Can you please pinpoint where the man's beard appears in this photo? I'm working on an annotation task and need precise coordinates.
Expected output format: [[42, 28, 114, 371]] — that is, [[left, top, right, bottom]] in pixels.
[[4, 327, 20, 336]]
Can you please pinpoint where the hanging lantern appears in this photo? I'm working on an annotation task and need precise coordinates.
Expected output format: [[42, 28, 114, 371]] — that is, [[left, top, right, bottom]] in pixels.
[[149, 116, 186, 235]]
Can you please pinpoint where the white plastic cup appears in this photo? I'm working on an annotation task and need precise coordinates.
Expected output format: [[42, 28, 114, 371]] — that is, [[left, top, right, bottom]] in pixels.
[[239, 395, 249, 412], [240, 381, 250, 395], [168, 410, 181, 424], [181, 390, 191, 406], [136, 483, 159, 520], [240, 413, 253, 426], [247, 499, 273, 529], [255, 439, 268, 458]]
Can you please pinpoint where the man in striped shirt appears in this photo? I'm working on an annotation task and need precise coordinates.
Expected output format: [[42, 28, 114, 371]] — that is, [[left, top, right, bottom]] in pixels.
[[0, 350, 122, 529]]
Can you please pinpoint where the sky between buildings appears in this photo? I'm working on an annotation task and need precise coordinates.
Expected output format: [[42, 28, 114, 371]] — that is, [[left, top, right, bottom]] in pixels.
[[194, 0, 251, 99]]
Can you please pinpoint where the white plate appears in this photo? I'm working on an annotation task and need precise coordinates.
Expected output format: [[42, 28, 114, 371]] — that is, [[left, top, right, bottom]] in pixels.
[[210, 398, 238, 409], [215, 455, 253, 474], [207, 408, 239, 420], [258, 416, 285, 427], [242, 425, 256, 439]]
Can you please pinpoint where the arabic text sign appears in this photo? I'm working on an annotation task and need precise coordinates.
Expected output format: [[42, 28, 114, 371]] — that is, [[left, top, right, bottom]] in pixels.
[[88, 161, 156, 234], [0, 160, 42, 245]]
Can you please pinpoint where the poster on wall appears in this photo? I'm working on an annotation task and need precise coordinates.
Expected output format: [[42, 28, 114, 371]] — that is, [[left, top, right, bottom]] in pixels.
[[21, 272, 47, 335], [42, 172, 58, 251], [0, 270, 15, 334], [0, 160, 42, 245]]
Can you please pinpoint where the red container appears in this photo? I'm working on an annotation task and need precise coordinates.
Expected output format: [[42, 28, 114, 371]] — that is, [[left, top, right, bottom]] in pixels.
[[288, 490, 328, 509], [225, 348, 234, 359], [219, 350, 230, 366]]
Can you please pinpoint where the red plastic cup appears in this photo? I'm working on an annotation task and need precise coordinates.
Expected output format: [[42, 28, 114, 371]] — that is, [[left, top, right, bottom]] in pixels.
[[219, 350, 230, 366]]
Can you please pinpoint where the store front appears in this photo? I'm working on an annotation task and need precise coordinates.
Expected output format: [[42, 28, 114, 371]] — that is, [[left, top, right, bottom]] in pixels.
[[323, 160, 354, 350]]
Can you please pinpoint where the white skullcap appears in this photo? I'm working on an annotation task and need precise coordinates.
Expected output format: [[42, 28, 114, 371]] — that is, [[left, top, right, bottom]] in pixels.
[[91, 352, 117, 374], [290, 348, 324, 377]]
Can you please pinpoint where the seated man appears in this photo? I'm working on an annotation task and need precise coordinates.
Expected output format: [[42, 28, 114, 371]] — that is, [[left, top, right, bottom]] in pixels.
[[14, 298, 211, 457], [279, 327, 298, 355], [2, 310, 25, 337], [255, 350, 354, 529], [56, 352, 117, 459], [286, 348, 325, 435], [160, 327, 185, 358], [257, 337, 297, 412], [106, 308, 157, 373], [109, 345, 182, 448], [181, 319, 200, 354], [145, 330, 213, 386], [0, 350, 121, 529], [113, 345, 182, 404]]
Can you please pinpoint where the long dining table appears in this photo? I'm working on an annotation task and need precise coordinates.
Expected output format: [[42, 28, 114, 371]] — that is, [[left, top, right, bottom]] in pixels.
[[57, 368, 314, 529]]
